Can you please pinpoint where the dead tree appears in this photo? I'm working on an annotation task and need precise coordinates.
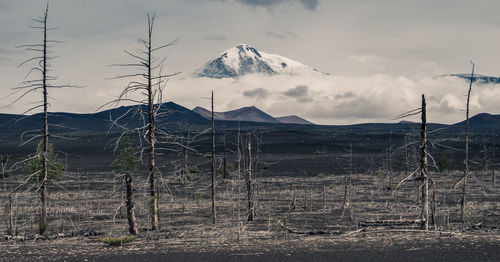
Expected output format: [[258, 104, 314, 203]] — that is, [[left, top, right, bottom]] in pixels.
[[483, 141, 488, 175], [431, 184, 437, 229], [101, 14, 179, 230], [322, 185, 326, 210], [223, 134, 227, 182], [112, 136, 139, 235], [211, 91, 216, 224], [420, 94, 429, 230], [8, 3, 73, 231], [461, 62, 475, 222], [341, 144, 353, 219], [125, 174, 138, 235], [247, 133, 255, 221], [8, 192, 14, 236], [393, 94, 429, 230], [492, 141, 496, 187]]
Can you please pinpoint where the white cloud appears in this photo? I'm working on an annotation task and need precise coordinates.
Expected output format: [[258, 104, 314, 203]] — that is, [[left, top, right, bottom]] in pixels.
[[158, 73, 499, 125]]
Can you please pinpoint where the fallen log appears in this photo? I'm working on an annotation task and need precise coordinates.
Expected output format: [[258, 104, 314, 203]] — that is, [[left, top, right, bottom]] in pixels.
[[277, 220, 365, 236]]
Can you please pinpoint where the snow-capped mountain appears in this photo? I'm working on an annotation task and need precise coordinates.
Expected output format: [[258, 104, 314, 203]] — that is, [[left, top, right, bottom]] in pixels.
[[195, 44, 328, 78], [442, 74, 500, 84]]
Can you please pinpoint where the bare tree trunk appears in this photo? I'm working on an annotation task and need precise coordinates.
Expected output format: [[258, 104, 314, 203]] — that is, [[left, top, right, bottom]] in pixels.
[[483, 142, 488, 175], [292, 188, 296, 210], [247, 133, 254, 221], [405, 134, 410, 176], [223, 135, 227, 183], [211, 91, 216, 224], [492, 141, 496, 187], [420, 94, 429, 230], [322, 185, 326, 210], [341, 144, 352, 219], [462, 62, 474, 222], [303, 187, 308, 210], [9, 192, 14, 236], [40, 4, 49, 231], [341, 175, 350, 218], [146, 16, 159, 231], [431, 185, 437, 230], [125, 174, 138, 235], [180, 136, 186, 185], [237, 124, 242, 239]]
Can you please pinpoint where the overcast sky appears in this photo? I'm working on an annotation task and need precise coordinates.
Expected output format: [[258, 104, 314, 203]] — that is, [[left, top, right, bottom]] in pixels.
[[1, 0, 500, 124]]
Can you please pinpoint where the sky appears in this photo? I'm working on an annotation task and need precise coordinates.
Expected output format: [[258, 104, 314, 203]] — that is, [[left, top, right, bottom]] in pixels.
[[1, 0, 500, 124]]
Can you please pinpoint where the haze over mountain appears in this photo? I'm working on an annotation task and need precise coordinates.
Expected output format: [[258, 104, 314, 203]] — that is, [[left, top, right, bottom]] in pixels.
[[194, 44, 328, 78], [192, 105, 313, 125], [1, 102, 500, 138]]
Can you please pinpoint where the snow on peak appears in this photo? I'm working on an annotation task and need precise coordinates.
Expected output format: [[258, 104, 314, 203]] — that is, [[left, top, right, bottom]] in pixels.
[[195, 44, 327, 78]]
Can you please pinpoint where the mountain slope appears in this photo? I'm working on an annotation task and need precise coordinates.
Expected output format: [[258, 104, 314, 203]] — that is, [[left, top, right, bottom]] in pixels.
[[450, 113, 500, 130], [276, 115, 314, 125], [193, 106, 280, 123], [195, 44, 327, 78], [0, 102, 208, 137]]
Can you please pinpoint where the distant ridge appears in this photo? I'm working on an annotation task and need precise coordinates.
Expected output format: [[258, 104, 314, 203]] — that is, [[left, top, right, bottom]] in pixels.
[[276, 115, 314, 125], [0, 102, 208, 136], [193, 106, 280, 123], [192, 105, 315, 125], [451, 113, 500, 129]]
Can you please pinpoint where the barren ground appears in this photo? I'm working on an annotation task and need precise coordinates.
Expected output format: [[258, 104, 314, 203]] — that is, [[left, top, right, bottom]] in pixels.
[[1, 166, 499, 261]]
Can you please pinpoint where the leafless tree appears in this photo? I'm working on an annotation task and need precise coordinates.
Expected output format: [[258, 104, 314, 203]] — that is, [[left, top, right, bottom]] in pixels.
[[341, 144, 353, 219], [492, 140, 496, 187], [100, 14, 179, 230], [223, 134, 227, 182], [419, 94, 429, 230], [7, 3, 76, 231], [393, 94, 430, 230], [247, 133, 255, 221], [211, 91, 216, 224], [460, 62, 475, 222]]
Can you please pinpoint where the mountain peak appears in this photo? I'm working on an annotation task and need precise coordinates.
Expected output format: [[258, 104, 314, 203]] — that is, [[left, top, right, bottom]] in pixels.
[[195, 44, 326, 78]]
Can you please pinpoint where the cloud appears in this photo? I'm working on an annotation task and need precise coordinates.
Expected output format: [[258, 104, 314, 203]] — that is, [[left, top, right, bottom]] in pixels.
[[264, 30, 298, 39], [204, 34, 226, 41], [283, 85, 312, 102], [299, 0, 319, 10], [235, 0, 318, 11], [243, 87, 270, 99], [334, 91, 354, 100], [13, 71, 500, 126]]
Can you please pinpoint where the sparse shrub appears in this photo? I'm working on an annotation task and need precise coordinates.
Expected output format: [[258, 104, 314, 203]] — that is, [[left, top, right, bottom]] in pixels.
[[97, 235, 137, 246], [438, 154, 450, 173], [7, 227, 19, 236], [38, 222, 47, 235], [262, 164, 269, 170], [316, 173, 327, 179], [195, 194, 204, 206], [111, 136, 139, 174], [24, 140, 64, 185], [375, 170, 384, 178], [314, 150, 325, 154], [0, 154, 10, 179], [385, 184, 397, 191], [189, 166, 199, 174]]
